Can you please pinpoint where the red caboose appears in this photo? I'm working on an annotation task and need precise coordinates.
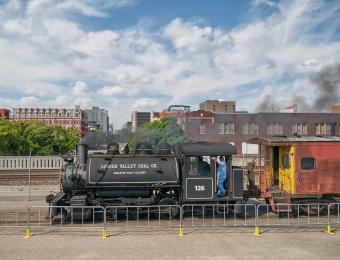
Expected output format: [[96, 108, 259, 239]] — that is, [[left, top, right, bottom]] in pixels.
[[253, 136, 340, 208]]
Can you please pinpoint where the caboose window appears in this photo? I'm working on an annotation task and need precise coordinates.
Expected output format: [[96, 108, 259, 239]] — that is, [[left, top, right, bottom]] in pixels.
[[301, 157, 315, 170], [282, 154, 290, 169]]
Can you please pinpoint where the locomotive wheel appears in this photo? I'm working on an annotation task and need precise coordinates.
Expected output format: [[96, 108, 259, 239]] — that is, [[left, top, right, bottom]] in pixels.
[[157, 198, 179, 219]]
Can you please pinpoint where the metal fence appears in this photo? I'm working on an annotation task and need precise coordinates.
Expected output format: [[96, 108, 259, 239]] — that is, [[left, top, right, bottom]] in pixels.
[[181, 204, 256, 229], [0, 203, 339, 239]]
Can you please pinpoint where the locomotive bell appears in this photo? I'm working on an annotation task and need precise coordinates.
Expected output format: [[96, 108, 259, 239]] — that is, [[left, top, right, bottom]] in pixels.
[[135, 142, 153, 155], [107, 142, 120, 155]]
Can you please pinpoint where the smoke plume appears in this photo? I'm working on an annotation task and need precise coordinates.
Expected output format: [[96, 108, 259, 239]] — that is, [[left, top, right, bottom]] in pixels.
[[255, 95, 280, 112], [311, 63, 340, 111], [255, 63, 340, 112]]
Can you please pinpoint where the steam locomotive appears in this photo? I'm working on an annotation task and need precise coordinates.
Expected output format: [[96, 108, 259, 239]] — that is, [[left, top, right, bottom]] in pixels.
[[46, 142, 244, 218]]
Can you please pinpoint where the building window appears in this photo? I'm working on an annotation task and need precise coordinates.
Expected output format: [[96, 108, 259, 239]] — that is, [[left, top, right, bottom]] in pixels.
[[267, 123, 283, 135], [242, 123, 258, 135], [315, 123, 331, 135], [58, 111, 62, 118], [225, 105, 228, 111], [301, 157, 315, 170], [66, 111, 71, 118], [219, 122, 234, 134], [212, 105, 216, 111], [292, 123, 307, 135], [199, 121, 205, 135], [337, 124, 340, 136]]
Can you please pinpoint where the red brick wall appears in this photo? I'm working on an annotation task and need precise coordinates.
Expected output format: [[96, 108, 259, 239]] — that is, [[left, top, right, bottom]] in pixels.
[[0, 109, 10, 119]]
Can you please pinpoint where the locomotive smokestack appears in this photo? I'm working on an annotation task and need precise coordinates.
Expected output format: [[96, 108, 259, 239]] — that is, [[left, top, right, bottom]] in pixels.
[[77, 143, 88, 165]]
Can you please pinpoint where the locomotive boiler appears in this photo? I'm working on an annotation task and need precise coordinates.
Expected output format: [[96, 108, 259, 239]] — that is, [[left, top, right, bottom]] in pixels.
[[47, 141, 244, 218]]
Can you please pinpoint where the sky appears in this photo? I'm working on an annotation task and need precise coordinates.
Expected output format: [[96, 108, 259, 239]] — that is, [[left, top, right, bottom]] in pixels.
[[0, 0, 340, 129]]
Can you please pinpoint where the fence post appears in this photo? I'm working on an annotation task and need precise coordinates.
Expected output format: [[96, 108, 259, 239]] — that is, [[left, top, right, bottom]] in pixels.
[[254, 205, 261, 237], [24, 207, 31, 239], [325, 204, 335, 235], [179, 206, 185, 237], [102, 207, 107, 240]]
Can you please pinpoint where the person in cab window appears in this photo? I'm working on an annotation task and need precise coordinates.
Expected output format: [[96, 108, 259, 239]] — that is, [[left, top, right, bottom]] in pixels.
[[217, 156, 227, 197]]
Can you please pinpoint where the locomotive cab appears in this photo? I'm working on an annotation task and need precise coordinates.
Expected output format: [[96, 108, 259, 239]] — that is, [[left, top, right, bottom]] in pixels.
[[177, 143, 243, 203]]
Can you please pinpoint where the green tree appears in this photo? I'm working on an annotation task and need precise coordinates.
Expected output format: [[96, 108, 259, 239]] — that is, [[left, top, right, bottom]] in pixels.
[[128, 118, 189, 153], [0, 119, 79, 156]]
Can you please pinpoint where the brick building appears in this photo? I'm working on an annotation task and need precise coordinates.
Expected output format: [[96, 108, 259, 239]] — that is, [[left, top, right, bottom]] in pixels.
[[0, 108, 10, 119], [11, 106, 87, 136], [199, 100, 236, 113], [177, 110, 340, 155], [331, 106, 340, 113]]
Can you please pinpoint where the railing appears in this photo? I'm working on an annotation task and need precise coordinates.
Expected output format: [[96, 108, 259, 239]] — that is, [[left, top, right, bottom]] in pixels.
[[0, 156, 63, 170], [1, 203, 339, 239]]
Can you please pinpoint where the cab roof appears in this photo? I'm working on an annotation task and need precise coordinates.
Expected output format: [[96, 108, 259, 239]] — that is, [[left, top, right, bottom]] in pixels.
[[179, 142, 237, 156]]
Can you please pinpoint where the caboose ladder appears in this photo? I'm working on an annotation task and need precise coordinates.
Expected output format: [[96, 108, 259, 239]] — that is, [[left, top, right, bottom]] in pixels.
[[268, 189, 292, 213]]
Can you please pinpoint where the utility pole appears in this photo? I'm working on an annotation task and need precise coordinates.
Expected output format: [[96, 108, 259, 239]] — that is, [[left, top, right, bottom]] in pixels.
[[28, 150, 32, 201]]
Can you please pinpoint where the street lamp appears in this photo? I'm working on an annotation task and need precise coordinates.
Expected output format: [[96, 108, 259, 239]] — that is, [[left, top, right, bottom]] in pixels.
[[28, 150, 32, 201]]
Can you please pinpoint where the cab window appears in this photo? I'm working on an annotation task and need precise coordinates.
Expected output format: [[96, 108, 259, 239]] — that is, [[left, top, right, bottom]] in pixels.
[[186, 156, 212, 176], [187, 156, 197, 175], [301, 157, 315, 170], [198, 156, 211, 176]]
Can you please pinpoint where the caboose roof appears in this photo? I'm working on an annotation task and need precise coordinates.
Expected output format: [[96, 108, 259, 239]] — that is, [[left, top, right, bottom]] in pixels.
[[180, 142, 237, 156], [249, 136, 340, 145]]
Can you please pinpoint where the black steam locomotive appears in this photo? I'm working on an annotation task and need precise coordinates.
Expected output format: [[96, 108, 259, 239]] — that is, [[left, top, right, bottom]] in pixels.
[[47, 142, 244, 218]]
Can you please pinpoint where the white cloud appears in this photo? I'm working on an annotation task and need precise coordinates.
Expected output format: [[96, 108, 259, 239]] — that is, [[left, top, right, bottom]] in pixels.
[[163, 18, 233, 55], [54, 1, 107, 17], [3, 18, 32, 35], [97, 86, 125, 96], [0, 0, 340, 128]]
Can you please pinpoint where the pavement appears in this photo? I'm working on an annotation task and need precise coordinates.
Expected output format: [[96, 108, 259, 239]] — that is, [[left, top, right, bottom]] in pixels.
[[0, 229, 339, 260], [0, 185, 340, 259]]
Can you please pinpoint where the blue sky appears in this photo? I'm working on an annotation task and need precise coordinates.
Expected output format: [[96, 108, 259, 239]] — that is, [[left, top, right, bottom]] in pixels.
[[0, 0, 340, 128]]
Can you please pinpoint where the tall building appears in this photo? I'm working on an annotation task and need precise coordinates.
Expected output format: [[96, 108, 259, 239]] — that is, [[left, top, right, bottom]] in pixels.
[[131, 111, 160, 132], [160, 105, 190, 119], [0, 108, 10, 119], [11, 106, 87, 136], [177, 110, 340, 155], [84, 106, 109, 133], [200, 100, 236, 113]]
